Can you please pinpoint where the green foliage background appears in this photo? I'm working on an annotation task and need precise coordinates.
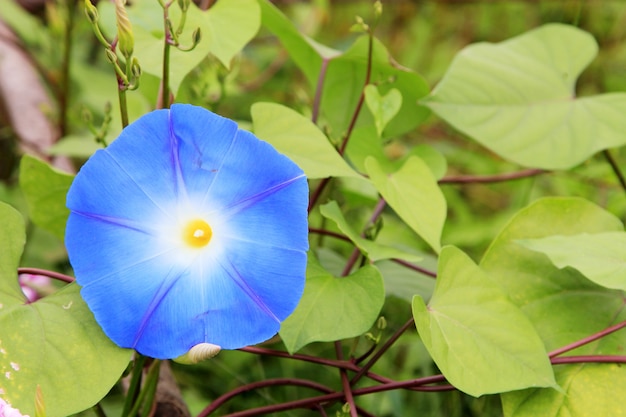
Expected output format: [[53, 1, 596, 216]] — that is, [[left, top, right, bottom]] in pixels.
[[2, 1, 626, 416]]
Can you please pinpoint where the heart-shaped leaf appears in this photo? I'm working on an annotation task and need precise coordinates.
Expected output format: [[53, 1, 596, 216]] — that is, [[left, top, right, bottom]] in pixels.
[[365, 156, 446, 253], [364, 85, 402, 137], [280, 255, 384, 354], [518, 232, 626, 291], [480, 197, 626, 416], [320, 200, 422, 262], [19, 155, 73, 241], [251, 102, 360, 179], [423, 23, 626, 169], [98, 0, 260, 94], [413, 246, 556, 397], [0, 202, 132, 417]]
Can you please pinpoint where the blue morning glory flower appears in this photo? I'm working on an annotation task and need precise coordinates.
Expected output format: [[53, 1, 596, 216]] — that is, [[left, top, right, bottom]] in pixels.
[[65, 104, 309, 359]]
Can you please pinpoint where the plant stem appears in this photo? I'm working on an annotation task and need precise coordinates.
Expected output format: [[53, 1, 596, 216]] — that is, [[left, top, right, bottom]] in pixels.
[[439, 168, 546, 184], [59, 0, 77, 136], [211, 375, 451, 417], [551, 355, 626, 365], [335, 341, 358, 417], [350, 317, 416, 386], [118, 88, 129, 128], [160, 3, 172, 109], [308, 32, 374, 213], [391, 259, 437, 278], [602, 149, 626, 195], [16, 267, 75, 283], [338, 33, 373, 156], [549, 319, 626, 358], [92, 402, 108, 417], [341, 198, 387, 276], [121, 355, 147, 417], [197, 378, 335, 417], [125, 359, 161, 417], [311, 58, 330, 124]]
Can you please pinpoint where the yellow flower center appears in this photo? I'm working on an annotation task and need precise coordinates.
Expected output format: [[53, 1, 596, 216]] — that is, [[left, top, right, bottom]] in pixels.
[[182, 219, 213, 248]]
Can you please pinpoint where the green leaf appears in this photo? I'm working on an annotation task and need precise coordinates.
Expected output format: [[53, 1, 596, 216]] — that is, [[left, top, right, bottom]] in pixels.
[[205, 0, 261, 67], [502, 365, 626, 417], [480, 197, 626, 416], [259, 1, 429, 138], [259, 0, 340, 85], [47, 135, 104, 158], [364, 85, 402, 137], [0, 202, 132, 417], [375, 257, 436, 303], [518, 232, 626, 291], [251, 102, 360, 179], [99, 0, 260, 94], [365, 156, 446, 253], [19, 156, 74, 241], [320, 201, 422, 262], [280, 256, 385, 354], [0, 203, 26, 303], [423, 23, 626, 169], [412, 246, 556, 397], [322, 36, 430, 139]]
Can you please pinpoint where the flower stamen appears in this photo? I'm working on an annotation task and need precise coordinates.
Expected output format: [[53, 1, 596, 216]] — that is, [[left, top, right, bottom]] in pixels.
[[183, 219, 212, 248]]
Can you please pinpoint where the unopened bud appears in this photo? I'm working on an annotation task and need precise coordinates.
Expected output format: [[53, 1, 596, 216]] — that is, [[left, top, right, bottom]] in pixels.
[[131, 57, 141, 78], [115, 0, 134, 59], [84, 0, 99, 24], [191, 27, 201, 47], [177, 0, 190, 12], [81, 107, 93, 123], [374, 1, 383, 18], [104, 48, 118, 64], [377, 316, 387, 330]]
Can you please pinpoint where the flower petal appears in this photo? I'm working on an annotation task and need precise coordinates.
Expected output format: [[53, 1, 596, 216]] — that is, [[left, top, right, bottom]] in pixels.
[[67, 110, 179, 223], [66, 105, 309, 359]]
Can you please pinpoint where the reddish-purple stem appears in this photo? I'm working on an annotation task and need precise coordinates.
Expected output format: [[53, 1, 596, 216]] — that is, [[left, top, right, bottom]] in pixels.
[[197, 378, 334, 417], [439, 169, 546, 184], [549, 319, 626, 358], [17, 267, 75, 283], [551, 355, 626, 365], [341, 198, 387, 276], [312, 59, 330, 124], [210, 375, 451, 417], [351, 317, 416, 386], [392, 258, 437, 278], [335, 341, 358, 417], [309, 34, 374, 213], [338, 34, 373, 156]]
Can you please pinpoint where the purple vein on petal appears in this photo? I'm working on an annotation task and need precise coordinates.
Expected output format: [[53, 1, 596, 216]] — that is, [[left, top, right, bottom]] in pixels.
[[199, 133, 239, 209], [168, 111, 190, 206], [104, 150, 175, 222], [70, 211, 161, 236], [217, 174, 306, 221], [219, 257, 281, 324], [132, 263, 190, 348]]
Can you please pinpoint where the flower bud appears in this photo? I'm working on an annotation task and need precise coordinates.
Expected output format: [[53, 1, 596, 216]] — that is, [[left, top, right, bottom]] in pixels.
[[84, 0, 99, 24], [115, 0, 134, 59], [177, 0, 190, 12], [104, 48, 118, 64], [374, 1, 383, 18], [131, 57, 141, 79], [191, 27, 201, 47]]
